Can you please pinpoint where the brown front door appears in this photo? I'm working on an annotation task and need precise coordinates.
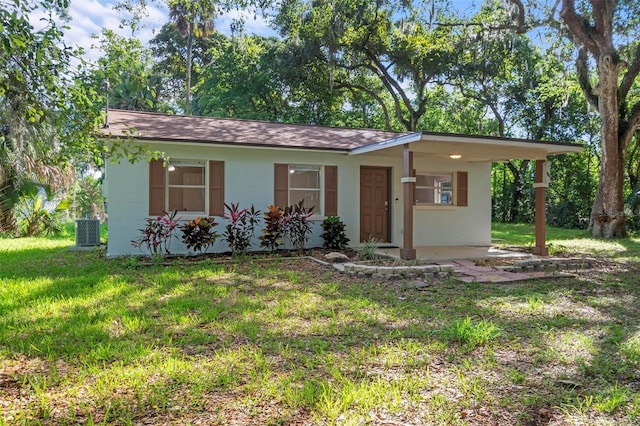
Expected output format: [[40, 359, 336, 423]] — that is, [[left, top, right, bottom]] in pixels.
[[360, 167, 391, 242]]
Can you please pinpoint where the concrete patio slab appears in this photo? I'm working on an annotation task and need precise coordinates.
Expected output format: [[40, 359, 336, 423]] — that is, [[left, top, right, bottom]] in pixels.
[[375, 245, 531, 262], [334, 246, 584, 284]]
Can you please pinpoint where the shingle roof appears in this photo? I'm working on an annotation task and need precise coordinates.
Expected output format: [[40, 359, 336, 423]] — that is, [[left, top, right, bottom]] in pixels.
[[100, 109, 407, 151]]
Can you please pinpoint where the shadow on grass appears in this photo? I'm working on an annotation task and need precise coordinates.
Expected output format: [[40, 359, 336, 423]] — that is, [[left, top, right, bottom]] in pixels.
[[493, 222, 640, 261], [2, 243, 640, 424]]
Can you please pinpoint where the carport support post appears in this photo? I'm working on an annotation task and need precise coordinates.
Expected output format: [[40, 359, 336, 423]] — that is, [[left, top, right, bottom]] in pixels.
[[400, 145, 416, 260], [532, 159, 549, 256]]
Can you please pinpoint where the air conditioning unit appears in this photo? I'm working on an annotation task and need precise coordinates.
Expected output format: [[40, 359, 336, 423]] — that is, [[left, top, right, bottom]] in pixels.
[[76, 219, 101, 247]]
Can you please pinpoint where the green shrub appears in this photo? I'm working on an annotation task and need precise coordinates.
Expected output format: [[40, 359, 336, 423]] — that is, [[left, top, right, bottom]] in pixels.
[[180, 216, 220, 254], [131, 210, 180, 255], [259, 205, 284, 251], [15, 193, 64, 237], [320, 216, 350, 250], [356, 237, 378, 260], [282, 200, 314, 253], [222, 203, 260, 255]]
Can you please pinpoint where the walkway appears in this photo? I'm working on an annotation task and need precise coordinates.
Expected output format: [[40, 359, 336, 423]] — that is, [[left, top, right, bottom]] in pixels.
[[440, 259, 553, 283], [370, 246, 592, 283], [375, 245, 530, 261]]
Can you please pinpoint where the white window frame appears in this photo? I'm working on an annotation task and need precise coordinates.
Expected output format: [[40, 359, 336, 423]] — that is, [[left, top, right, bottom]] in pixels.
[[288, 164, 323, 216], [166, 160, 207, 215], [415, 172, 454, 206]]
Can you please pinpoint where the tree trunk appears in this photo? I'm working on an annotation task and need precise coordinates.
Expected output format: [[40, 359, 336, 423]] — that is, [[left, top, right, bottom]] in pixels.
[[506, 160, 529, 222], [0, 166, 18, 233], [559, 0, 640, 238], [588, 54, 627, 238], [185, 32, 193, 116]]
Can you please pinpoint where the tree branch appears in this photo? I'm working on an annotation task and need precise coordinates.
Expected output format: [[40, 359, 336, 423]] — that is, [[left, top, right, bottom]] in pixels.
[[455, 83, 505, 137], [621, 101, 640, 150], [368, 53, 414, 113], [506, 0, 526, 34], [559, 0, 600, 56], [620, 43, 640, 101], [431, 21, 527, 33], [592, 0, 614, 44], [335, 82, 393, 130], [364, 51, 417, 130], [362, 63, 409, 130], [576, 47, 599, 110]]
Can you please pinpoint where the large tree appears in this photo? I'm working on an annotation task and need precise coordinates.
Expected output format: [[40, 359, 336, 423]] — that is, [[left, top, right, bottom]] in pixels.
[[195, 35, 290, 120], [93, 29, 167, 112], [0, 0, 99, 232], [168, 0, 217, 115], [273, 0, 464, 131], [150, 22, 217, 109], [558, 0, 640, 237]]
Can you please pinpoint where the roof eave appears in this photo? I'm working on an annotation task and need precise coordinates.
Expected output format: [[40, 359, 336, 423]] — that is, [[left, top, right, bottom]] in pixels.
[[349, 132, 423, 155], [100, 135, 353, 153], [349, 131, 584, 157]]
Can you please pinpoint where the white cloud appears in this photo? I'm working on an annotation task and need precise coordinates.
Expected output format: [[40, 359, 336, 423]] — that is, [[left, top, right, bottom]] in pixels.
[[61, 0, 167, 63], [216, 9, 278, 38], [47, 0, 276, 65]]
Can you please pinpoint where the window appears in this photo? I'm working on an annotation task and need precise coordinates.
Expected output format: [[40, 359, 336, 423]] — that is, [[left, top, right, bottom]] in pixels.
[[149, 159, 225, 216], [416, 173, 453, 205], [288, 165, 321, 212], [414, 171, 468, 207], [168, 161, 206, 213], [274, 164, 338, 216]]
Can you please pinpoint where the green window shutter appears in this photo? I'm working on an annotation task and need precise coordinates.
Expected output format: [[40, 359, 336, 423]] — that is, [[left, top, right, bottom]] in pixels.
[[209, 160, 225, 216], [149, 159, 166, 215]]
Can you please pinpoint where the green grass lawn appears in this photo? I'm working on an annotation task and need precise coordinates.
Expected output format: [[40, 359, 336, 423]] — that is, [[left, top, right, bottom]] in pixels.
[[1, 224, 640, 424], [492, 222, 640, 261]]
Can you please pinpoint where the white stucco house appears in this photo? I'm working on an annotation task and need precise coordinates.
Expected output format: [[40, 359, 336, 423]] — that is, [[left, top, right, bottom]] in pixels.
[[101, 109, 582, 259]]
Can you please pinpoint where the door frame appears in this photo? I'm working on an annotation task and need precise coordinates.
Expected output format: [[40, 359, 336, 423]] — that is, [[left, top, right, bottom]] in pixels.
[[359, 166, 392, 243]]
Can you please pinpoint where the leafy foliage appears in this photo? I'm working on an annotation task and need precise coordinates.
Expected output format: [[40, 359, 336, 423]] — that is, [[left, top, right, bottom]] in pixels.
[[167, 0, 217, 115], [356, 237, 378, 261], [259, 205, 285, 251], [222, 203, 260, 255], [150, 23, 217, 110], [14, 191, 64, 237], [281, 201, 314, 253], [131, 211, 180, 255], [72, 175, 105, 220], [320, 216, 350, 250], [0, 0, 101, 232], [273, 0, 463, 131], [180, 216, 220, 254], [92, 29, 167, 113]]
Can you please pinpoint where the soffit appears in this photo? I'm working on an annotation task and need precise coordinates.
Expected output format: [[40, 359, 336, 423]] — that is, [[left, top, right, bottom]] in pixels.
[[352, 132, 583, 161]]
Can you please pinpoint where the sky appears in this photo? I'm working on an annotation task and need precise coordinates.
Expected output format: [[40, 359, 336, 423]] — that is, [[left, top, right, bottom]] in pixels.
[[45, 0, 482, 65], [22, 0, 494, 73], [32, 0, 276, 64], [63, 0, 168, 61]]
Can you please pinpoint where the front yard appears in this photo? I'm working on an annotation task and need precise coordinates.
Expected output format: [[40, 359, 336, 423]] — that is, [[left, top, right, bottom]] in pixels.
[[1, 230, 640, 425]]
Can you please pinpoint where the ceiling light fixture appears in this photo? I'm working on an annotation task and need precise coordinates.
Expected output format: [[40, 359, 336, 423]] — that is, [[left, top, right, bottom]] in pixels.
[[449, 154, 462, 159]]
